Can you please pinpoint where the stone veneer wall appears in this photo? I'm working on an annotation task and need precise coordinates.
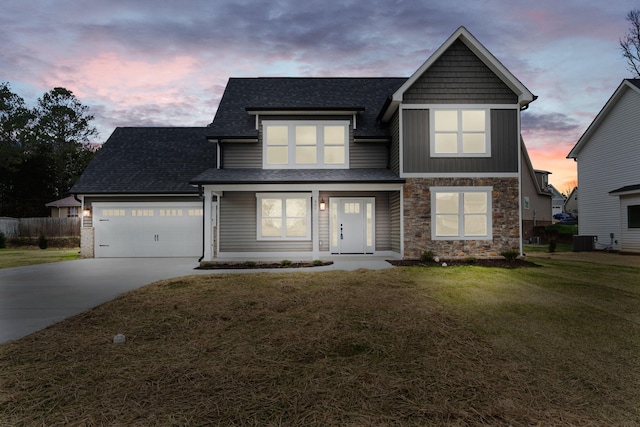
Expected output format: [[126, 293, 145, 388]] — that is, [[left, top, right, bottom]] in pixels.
[[80, 227, 94, 258], [403, 177, 520, 259]]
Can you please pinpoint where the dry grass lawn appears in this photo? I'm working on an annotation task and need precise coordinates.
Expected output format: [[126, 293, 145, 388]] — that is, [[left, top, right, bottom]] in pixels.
[[2, 257, 640, 426]]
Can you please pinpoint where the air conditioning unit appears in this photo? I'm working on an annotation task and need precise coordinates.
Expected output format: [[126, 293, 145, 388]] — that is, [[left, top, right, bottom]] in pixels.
[[530, 237, 541, 244], [573, 235, 596, 252]]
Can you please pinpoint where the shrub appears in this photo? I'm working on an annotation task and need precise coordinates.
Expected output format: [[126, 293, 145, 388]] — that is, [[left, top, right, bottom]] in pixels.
[[313, 259, 324, 266], [420, 250, 435, 263], [281, 259, 292, 266], [501, 249, 519, 262], [548, 239, 557, 253], [0, 231, 6, 248], [466, 256, 477, 265], [244, 261, 256, 268], [38, 233, 48, 250]]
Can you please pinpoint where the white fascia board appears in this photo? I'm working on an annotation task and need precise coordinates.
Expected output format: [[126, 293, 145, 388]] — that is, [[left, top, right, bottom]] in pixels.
[[401, 172, 519, 178], [201, 183, 403, 193], [568, 80, 639, 159]]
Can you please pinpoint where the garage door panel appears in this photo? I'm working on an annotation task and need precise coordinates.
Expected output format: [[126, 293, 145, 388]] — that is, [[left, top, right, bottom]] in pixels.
[[93, 202, 203, 258]]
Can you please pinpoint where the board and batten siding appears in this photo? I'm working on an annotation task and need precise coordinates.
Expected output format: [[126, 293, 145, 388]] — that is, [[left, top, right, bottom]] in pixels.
[[402, 109, 518, 174], [620, 195, 640, 253], [219, 192, 312, 253], [390, 111, 400, 174], [403, 39, 517, 104], [576, 87, 640, 250]]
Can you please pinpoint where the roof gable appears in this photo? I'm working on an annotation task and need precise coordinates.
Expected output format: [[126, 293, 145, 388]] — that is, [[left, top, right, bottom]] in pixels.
[[568, 79, 640, 158], [381, 27, 534, 121]]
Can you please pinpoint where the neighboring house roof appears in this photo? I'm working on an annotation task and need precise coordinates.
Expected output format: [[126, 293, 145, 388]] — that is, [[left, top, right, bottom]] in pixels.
[[69, 127, 216, 194], [380, 26, 535, 122], [568, 79, 640, 158], [609, 184, 640, 195], [191, 168, 404, 185], [208, 77, 406, 140], [521, 138, 552, 196], [45, 195, 81, 207]]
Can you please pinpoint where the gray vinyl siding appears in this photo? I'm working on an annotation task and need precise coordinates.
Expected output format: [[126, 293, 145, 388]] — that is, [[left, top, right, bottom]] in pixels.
[[223, 115, 389, 169], [318, 191, 394, 252], [575, 86, 640, 251], [222, 143, 262, 168], [389, 191, 401, 252], [402, 109, 518, 173], [219, 192, 312, 253], [403, 39, 517, 104], [350, 142, 387, 168], [390, 111, 400, 174]]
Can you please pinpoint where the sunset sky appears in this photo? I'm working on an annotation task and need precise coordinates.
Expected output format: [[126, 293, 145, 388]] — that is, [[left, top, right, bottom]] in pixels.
[[2, 0, 637, 192]]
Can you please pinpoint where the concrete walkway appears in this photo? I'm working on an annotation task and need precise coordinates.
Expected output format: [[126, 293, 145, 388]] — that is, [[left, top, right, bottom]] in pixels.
[[0, 257, 393, 343]]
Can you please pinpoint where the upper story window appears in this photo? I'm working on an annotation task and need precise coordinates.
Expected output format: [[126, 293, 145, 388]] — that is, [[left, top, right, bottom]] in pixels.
[[430, 109, 490, 157], [263, 120, 349, 169]]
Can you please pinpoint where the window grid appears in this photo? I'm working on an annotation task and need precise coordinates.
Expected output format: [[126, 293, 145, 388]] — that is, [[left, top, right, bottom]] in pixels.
[[431, 109, 489, 157], [263, 121, 349, 168], [432, 188, 492, 240]]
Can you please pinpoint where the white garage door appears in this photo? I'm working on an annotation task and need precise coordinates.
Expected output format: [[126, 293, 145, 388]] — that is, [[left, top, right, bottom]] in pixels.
[[93, 202, 203, 258]]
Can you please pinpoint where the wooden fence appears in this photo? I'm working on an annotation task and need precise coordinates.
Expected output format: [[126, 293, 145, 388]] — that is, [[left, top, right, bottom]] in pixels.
[[0, 217, 81, 238]]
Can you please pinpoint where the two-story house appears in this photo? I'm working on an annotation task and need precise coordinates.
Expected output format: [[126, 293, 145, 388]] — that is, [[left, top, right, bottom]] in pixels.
[[71, 27, 535, 260]]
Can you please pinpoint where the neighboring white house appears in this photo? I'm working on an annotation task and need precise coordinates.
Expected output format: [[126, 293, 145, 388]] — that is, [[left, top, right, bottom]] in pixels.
[[548, 184, 565, 217], [567, 79, 640, 253], [564, 187, 578, 216]]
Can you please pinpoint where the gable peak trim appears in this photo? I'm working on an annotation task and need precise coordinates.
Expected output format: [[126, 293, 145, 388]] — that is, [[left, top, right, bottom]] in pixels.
[[381, 26, 534, 121]]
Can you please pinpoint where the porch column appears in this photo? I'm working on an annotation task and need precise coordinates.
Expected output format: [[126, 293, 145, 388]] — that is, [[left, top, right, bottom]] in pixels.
[[312, 189, 320, 259], [203, 189, 214, 261]]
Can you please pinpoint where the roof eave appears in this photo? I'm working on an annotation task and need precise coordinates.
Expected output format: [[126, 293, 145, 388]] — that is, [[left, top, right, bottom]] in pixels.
[[568, 79, 640, 159]]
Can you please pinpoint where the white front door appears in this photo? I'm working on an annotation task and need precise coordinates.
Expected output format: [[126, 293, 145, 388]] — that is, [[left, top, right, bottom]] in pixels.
[[330, 198, 375, 254]]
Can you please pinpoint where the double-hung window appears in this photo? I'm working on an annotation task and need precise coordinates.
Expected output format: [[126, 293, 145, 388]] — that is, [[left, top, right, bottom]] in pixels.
[[263, 121, 349, 168], [628, 205, 640, 228], [431, 108, 490, 157], [431, 187, 492, 240], [257, 193, 311, 240]]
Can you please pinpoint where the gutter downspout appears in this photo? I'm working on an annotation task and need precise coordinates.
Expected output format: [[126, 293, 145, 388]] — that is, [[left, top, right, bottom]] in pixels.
[[198, 185, 205, 262]]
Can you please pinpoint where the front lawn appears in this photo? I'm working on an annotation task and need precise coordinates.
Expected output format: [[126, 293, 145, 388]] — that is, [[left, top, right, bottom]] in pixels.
[[0, 248, 80, 269], [1, 257, 640, 425]]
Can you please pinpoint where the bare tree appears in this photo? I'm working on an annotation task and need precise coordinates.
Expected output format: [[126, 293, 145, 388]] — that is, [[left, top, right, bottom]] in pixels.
[[620, 9, 640, 77]]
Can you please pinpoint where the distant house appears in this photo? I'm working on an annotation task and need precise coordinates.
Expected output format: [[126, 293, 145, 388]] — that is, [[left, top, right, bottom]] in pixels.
[[45, 196, 81, 218], [567, 79, 640, 253], [564, 187, 578, 216], [548, 185, 565, 217], [520, 138, 552, 241], [71, 27, 536, 260]]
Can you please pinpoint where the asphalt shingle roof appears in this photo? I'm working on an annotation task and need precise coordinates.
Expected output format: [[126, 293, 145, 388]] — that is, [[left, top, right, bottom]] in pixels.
[[208, 77, 407, 139], [70, 127, 216, 194], [190, 168, 404, 185]]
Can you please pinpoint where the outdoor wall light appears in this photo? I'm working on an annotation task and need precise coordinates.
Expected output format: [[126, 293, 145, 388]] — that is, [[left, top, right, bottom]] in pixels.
[[319, 198, 326, 211], [83, 208, 92, 217]]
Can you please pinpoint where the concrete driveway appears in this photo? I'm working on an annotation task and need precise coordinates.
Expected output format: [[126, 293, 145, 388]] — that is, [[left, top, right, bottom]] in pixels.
[[0, 256, 394, 344], [0, 258, 206, 343]]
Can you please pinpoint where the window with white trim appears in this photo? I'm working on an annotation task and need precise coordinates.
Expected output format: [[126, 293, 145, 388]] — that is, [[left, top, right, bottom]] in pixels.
[[431, 187, 492, 240], [257, 193, 311, 240], [263, 121, 348, 168], [431, 109, 490, 157]]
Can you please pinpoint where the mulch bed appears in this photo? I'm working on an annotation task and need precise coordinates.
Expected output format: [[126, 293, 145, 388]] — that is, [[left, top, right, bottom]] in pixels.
[[387, 258, 539, 268], [197, 261, 334, 269]]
